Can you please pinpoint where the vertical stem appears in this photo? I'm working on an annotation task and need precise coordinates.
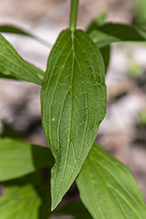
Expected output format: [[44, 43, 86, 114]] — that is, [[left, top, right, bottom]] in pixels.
[[69, 0, 79, 31]]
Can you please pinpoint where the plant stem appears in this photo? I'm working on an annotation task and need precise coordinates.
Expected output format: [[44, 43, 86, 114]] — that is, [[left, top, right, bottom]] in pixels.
[[69, 0, 79, 31]]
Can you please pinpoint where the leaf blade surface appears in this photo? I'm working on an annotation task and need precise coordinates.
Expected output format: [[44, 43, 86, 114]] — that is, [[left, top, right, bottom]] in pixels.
[[41, 28, 106, 210], [0, 25, 33, 36], [0, 33, 44, 84], [0, 138, 54, 181], [77, 143, 146, 219], [89, 23, 145, 48], [0, 185, 41, 219], [99, 45, 110, 73]]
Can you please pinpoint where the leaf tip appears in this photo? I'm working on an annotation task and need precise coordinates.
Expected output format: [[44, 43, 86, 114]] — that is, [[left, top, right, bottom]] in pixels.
[[51, 198, 60, 212]]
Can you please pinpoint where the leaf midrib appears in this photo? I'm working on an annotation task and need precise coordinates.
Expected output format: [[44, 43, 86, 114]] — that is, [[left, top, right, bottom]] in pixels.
[[53, 30, 76, 205]]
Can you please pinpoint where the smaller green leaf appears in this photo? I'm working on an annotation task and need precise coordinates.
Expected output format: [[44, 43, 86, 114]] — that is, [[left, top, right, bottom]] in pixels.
[[133, 0, 146, 43], [54, 201, 92, 219], [99, 45, 110, 73], [86, 11, 107, 33], [89, 23, 145, 48], [136, 26, 146, 41], [134, 0, 146, 26], [36, 182, 51, 219], [0, 25, 32, 37], [2, 171, 52, 219], [1, 122, 21, 139], [77, 142, 146, 219], [86, 13, 110, 73], [0, 185, 41, 219], [2, 171, 42, 187], [137, 110, 146, 125], [0, 72, 16, 80], [0, 138, 54, 181], [0, 33, 44, 85], [0, 24, 51, 48]]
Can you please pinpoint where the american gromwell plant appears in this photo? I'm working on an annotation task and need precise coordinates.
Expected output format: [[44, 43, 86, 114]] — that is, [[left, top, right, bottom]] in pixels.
[[0, 0, 146, 218]]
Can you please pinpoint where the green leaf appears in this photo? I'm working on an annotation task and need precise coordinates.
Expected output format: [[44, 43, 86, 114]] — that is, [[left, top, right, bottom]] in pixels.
[[0, 185, 41, 219], [137, 110, 146, 125], [133, 0, 146, 42], [0, 72, 16, 80], [0, 138, 54, 181], [0, 33, 44, 85], [89, 23, 145, 48], [0, 25, 51, 47], [1, 122, 21, 139], [99, 45, 110, 73], [86, 12, 110, 73], [0, 25, 33, 37], [86, 11, 107, 33], [2, 171, 52, 219], [54, 201, 92, 219], [76, 142, 146, 219], [2, 171, 42, 187], [37, 182, 51, 219], [41, 28, 106, 210], [136, 26, 146, 41], [134, 0, 146, 26]]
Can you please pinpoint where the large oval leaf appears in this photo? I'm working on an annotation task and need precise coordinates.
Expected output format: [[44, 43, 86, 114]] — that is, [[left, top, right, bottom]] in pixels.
[[41, 28, 106, 210], [0, 33, 44, 85], [77, 143, 146, 219]]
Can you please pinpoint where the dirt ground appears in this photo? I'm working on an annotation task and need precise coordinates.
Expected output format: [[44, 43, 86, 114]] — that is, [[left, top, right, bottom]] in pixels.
[[0, 0, 134, 26]]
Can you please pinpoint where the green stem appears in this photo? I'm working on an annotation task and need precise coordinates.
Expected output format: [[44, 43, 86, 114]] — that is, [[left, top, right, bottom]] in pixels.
[[69, 0, 79, 31]]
